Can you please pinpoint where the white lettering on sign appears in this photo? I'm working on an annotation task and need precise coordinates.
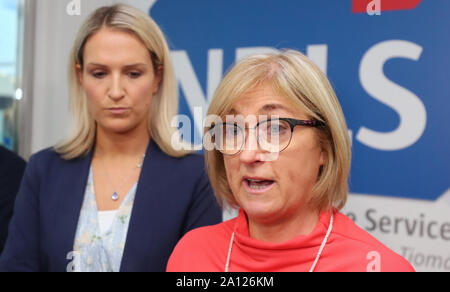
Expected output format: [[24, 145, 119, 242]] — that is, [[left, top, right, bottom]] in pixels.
[[357, 40, 426, 151], [172, 42, 426, 152], [235, 47, 279, 62], [171, 50, 210, 141], [307, 44, 328, 74]]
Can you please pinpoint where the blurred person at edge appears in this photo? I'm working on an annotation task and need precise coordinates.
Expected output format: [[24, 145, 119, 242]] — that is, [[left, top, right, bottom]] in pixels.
[[167, 50, 415, 272], [0, 4, 221, 272], [0, 146, 26, 255]]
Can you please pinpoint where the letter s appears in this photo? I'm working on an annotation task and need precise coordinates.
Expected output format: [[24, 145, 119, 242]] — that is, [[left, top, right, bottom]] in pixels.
[[357, 40, 426, 151]]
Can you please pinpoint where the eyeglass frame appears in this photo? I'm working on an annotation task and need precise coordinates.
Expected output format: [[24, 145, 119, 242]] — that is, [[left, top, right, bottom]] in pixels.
[[207, 117, 326, 155]]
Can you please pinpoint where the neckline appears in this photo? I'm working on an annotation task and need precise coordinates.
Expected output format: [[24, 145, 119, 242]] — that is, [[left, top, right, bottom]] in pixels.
[[98, 209, 118, 215], [225, 210, 335, 272], [88, 165, 138, 213], [233, 209, 333, 250]]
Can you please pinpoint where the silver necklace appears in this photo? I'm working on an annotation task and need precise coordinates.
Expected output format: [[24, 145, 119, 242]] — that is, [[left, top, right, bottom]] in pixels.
[[98, 153, 146, 201], [225, 213, 334, 272]]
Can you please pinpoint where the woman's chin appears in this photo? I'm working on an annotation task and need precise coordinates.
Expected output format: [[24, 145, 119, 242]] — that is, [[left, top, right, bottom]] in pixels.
[[240, 201, 280, 223], [97, 121, 140, 135]]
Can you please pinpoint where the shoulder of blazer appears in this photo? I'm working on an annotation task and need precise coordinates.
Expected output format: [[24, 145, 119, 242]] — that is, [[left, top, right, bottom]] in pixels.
[[175, 152, 205, 169], [27, 147, 92, 180], [147, 140, 206, 177], [161, 151, 207, 180], [26, 147, 59, 177], [30, 147, 92, 165], [29, 147, 60, 163]]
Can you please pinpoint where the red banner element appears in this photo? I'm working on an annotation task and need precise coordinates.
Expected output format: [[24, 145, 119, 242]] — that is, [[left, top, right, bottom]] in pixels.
[[352, 0, 422, 13]]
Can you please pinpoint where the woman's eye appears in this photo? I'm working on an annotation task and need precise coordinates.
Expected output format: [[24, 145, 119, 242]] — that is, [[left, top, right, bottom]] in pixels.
[[128, 72, 142, 79], [225, 126, 239, 136], [267, 123, 287, 135], [92, 71, 106, 78], [269, 125, 280, 134]]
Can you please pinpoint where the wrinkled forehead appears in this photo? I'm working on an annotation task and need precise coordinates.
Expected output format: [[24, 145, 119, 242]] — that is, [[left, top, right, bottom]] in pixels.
[[222, 84, 308, 121]]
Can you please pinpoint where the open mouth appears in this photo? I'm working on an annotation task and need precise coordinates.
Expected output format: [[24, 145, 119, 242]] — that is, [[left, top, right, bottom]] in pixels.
[[243, 178, 275, 193]]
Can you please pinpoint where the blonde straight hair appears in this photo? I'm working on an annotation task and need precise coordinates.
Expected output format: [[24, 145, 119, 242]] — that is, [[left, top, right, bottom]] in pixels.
[[205, 50, 352, 212], [55, 4, 191, 159]]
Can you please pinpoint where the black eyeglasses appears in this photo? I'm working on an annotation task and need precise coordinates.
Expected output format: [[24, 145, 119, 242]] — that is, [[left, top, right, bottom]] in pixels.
[[205, 118, 325, 155]]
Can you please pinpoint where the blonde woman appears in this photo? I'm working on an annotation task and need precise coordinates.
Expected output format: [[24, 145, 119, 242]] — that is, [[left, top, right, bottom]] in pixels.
[[0, 4, 221, 272], [167, 50, 414, 272]]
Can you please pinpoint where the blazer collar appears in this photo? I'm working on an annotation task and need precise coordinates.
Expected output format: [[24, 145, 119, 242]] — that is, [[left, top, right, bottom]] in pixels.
[[55, 140, 173, 271], [58, 149, 94, 271], [120, 139, 172, 271], [61, 140, 160, 271]]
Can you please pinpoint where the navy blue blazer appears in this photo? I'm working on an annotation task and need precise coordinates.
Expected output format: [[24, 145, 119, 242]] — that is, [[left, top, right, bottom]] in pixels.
[[0, 140, 222, 272]]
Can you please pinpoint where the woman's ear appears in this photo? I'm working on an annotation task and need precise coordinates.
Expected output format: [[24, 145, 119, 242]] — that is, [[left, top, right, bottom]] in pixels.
[[152, 65, 163, 94], [75, 64, 84, 86], [317, 149, 327, 178], [319, 149, 326, 166]]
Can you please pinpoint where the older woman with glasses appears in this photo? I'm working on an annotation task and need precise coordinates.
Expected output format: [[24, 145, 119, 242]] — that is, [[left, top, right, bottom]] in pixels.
[[167, 50, 414, 272]]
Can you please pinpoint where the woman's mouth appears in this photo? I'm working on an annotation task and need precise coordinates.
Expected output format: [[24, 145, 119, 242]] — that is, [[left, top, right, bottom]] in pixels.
[[108, 107, 129, 115], [243, 177, 275, 193]]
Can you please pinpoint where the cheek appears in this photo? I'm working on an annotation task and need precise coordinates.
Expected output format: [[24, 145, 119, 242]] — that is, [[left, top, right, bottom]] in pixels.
[[279, 142, 323, 191], [132, 81, 155, 109], [83, 82, 105, 114], [223, 157, 240, 191], [273, 157, 300, 192]]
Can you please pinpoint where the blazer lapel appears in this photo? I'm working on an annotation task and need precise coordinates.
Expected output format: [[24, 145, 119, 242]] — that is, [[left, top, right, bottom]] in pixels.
[[52, 151, 93, 271], [120, 140, 173, 272]]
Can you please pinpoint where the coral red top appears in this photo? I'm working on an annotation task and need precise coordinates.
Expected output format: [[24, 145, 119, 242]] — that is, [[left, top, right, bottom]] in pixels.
[[167, 209, 415, 272]]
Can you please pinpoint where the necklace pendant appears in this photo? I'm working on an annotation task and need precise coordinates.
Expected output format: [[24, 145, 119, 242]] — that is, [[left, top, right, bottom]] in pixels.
[[111, 192, 119, 201]]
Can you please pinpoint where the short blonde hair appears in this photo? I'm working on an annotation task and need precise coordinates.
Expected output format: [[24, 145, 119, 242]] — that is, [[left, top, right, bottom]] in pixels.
[[55, 4, 190, 159], [205, 50, 351, 212]]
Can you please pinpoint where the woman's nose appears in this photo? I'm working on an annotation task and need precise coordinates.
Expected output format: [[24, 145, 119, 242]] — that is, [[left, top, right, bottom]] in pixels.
[[239, 128, 262, 164], [108, 74, 125, 100], [238, 128, 279, 163]]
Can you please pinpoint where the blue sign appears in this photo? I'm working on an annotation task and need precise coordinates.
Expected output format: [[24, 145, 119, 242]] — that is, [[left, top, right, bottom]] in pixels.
[[149, 0, 450, 201]]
